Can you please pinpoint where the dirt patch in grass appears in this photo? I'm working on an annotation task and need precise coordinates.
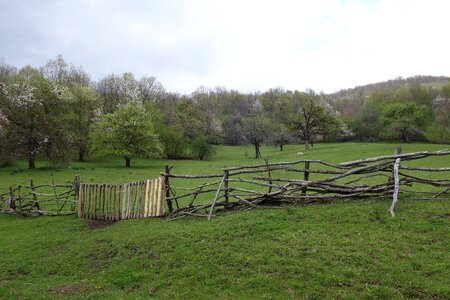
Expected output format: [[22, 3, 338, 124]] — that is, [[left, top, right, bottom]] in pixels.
[[48, 284, 86, 296], [85, 219, 116, 230]]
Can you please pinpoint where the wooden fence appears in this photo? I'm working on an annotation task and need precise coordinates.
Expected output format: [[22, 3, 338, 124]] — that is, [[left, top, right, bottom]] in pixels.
[[0, 176, 79, 216], [78, 178, 165, 220], [1, 148, 448, 220], [162, 148, 450, 220]]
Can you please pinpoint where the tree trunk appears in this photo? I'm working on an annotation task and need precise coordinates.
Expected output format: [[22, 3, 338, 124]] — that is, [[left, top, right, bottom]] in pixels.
[[125, 157, 131, 168], [28, 156, 36, 169], [78, 148, 85, 162], [255, 144, 261, 159], [304, 141, 310, 151], [279, 144, 283, 151]]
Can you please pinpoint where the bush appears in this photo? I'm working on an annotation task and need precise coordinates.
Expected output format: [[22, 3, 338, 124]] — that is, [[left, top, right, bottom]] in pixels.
[[425, 124, 450, 144], [158, 126, 188, 159], [190, 136, 215, 160]]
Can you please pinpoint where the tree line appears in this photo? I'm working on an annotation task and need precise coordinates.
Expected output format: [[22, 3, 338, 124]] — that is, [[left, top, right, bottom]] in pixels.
[[0, 56, 449, 168]]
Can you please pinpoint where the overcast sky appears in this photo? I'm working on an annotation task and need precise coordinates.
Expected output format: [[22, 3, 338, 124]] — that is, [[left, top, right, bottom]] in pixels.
[[1, 0, 449, 94]]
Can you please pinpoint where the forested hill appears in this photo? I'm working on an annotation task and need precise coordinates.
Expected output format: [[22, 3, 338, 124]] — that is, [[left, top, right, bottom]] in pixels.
[[327, 75, 450, 102]]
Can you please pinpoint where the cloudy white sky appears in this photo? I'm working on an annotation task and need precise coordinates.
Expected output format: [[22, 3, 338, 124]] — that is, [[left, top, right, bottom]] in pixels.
[[1, 0, 449, 93]]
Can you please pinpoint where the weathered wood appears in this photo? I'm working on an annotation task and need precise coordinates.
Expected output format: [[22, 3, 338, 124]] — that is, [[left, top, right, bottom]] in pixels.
[[339, 149, 448, 167], [399, 166, 450, 172], [164, 165, 174, 212], [161, 173, 224, 179], [208, 174, 226, 221], [302, 162, 310, 195], [390, 157, 401, 217], [224, 170, 230, 204], [77, 184, 84, 218], [115, 185, 121, 220], [29, 179, 41, 211]]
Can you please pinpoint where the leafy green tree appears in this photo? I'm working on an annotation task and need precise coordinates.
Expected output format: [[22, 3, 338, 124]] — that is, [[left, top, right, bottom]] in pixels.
[[175, 99, 204, 142], [426, 93, 450, 143], [379, 102, 427, 142], [190, 136, 215, 160], [90, 104, 163, 167], [65, 85, 100, 161]]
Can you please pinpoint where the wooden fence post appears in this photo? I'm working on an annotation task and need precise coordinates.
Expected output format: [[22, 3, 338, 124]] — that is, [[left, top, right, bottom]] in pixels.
[[7, 186, 14, 211], [164, 164, 174, 212], [302, 162, 310, 194], [29, 179, 41, 211], [390, 146, 402, 217], [224, 170, 229, 205]]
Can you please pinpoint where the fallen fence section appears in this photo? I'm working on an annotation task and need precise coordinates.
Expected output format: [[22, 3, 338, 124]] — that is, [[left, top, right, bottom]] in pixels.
[[162, 149, 450, 220], [78, 178, 165, 220]]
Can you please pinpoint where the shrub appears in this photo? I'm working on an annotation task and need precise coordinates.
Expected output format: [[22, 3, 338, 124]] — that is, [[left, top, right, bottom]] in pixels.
[[159, 126, 188, 159], [190, 136, 215, 160]]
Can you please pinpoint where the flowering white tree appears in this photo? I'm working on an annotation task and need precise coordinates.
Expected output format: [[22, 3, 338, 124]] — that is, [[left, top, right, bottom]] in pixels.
[[0, 66, 71, 168]]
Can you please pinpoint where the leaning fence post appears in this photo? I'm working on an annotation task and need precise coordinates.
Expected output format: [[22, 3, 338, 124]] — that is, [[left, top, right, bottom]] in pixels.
[[390, 146, 402, 217], [302, 162, 310, 194], [164, 164, 174, 212]]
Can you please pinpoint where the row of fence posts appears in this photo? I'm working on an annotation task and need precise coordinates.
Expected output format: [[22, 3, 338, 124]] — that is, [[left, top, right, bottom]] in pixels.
[[161, 161, 313, 214]]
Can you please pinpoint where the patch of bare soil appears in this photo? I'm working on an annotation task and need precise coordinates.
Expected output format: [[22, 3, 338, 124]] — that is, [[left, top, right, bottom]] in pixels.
[[85, 219, 116, 230], [48, 284, 85, 296]]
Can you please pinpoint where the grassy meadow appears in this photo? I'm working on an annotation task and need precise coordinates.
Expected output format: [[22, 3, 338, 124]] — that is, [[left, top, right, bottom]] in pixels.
[[0, 142, 449, 299]]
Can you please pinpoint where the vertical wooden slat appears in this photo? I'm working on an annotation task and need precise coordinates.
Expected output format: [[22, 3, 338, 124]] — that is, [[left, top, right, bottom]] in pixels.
[[152, 179, 158, 216], [141, 182, 146, 218], [104, 185, 109, 221], [121, 184, 127, 219], [109, 185, 113, 220], [78, 184, 84, 218], [150, 180, 155, 217], [156, 179, 161, 216], [144, 180, 150, 217], [158, 177, 165, 216], [127, 183, 132, 219], [94, 184, 97, 219], [115, 185, 121, 221], [157, 177, 164, 216], [87, 185, 92, 219]]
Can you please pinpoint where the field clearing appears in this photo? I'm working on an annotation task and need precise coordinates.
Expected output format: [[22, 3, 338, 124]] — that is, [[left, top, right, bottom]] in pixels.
[[0, 142, 449, 299]]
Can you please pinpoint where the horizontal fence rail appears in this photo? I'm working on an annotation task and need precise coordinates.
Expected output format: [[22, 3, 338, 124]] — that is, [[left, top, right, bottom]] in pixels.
[[0, 177, 79, 216], [162, 149, 450, 220]]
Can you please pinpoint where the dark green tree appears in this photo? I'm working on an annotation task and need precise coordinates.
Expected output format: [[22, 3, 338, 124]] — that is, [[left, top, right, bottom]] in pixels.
[[190, 136, 215, 160]]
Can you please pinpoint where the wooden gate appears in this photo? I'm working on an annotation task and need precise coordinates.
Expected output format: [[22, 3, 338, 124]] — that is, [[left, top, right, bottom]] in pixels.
[[78, 178, 165, 220]]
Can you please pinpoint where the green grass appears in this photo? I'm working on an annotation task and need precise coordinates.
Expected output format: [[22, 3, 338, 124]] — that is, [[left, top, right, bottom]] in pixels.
[[0, 142, 449, 299]]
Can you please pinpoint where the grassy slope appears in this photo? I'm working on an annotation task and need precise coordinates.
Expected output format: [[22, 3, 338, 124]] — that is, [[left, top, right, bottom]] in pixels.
[[0, 142, 449, 299]]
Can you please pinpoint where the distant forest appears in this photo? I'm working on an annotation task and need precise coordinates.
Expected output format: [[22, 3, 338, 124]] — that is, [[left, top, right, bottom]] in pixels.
[[1, 55, 449, 168]]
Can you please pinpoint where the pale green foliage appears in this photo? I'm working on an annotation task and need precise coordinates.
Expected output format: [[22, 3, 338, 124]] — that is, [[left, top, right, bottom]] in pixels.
[[379, 102, 427, 142], [90, 104, 163, 167], [65, 85, 100, 161]]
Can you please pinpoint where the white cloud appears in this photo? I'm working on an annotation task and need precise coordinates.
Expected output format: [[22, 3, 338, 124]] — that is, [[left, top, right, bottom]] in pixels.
[[1, 0, 449, 93]]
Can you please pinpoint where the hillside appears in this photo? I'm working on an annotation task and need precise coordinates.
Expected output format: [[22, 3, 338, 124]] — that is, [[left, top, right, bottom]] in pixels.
[[327, 75, 449, 102]]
